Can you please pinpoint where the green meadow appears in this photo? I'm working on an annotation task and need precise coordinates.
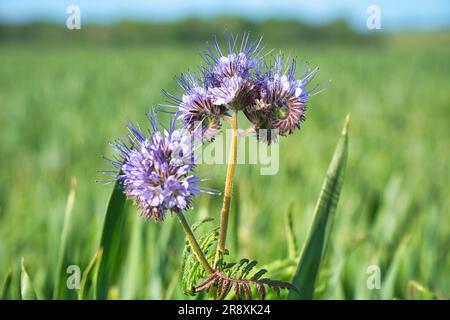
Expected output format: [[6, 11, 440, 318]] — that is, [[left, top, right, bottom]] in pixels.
[[0, 27, 448, 299]]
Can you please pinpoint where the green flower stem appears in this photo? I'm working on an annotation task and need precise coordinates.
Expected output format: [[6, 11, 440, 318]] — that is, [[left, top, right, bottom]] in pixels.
[[176, 212, 214, 274], [214, 112, 239, 267]]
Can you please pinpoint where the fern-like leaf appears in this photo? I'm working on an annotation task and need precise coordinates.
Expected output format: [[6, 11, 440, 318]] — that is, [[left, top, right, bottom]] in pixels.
[[194, 259, 297, 300], [181, 219, 297, 300], [181, 218, 218, 295]]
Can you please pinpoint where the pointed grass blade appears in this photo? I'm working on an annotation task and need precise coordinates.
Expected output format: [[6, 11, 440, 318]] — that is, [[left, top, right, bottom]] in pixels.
[[1, 270, 13, 300], [79, 249, 103, 300], [288, 114, 350, 300], [286, 203, 299, 260], [20, 258, 37, 300], [53, 177, 77, 299], [96, 180, 128, 299]]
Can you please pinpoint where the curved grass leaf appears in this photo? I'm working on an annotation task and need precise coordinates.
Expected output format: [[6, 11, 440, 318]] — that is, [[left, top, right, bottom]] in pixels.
[[79, 249, 103, 300], [1, 270, 12, 300], [96, 181, 128, 300], [288, 114, 349, 300], [20, 258, 37, 300], [381, 235, 410, 299], [53, 177, 77, 299], [407, 280, 435, 300], [121, 213, 144, 299], [286, 203, 298, 259]]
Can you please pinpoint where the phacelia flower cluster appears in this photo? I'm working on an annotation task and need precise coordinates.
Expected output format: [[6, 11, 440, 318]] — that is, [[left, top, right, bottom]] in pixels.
[[167, 32, 319, 143], [107, 114, 203, 221], [105, 32, 320, 221], [204, 33, 262, 111], [245, 54, 319, 143], [166, 72, 225, 142]]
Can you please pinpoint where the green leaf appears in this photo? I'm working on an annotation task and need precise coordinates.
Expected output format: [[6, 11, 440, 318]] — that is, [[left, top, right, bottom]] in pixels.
[[20, 258, 37, 300], [285, 203, 298, 259], [381, 235, 410, 299], [121, 213, 144, 299], [260, 258, 297, 280], [288, 114, 349, 300], [79, 249, 103, 300], [53, 177, 77, 299], [230, 182, 240, 255], [96, 181, 128, 299], [195, 257, 296, 300], [407, 280, 435, 300], [1, 270, 13, 300], [181, 220, 217, 295]]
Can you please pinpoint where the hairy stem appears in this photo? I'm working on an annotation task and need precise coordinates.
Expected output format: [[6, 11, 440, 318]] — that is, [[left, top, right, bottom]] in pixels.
[[214, 112, 239, 267], [176, 212, 214, 274]]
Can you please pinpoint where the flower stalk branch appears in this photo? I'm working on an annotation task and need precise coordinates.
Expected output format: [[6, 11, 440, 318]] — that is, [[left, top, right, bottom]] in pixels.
[[176, 212, 214, 274], [214, 112, 239, 267]]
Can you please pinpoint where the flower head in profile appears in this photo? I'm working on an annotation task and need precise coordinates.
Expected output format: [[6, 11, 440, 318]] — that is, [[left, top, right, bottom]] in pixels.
[[106, 113, 207, 221], [166, 72, 226, 141], [203, 32, 263, 110], [244, 54, 319, 143]]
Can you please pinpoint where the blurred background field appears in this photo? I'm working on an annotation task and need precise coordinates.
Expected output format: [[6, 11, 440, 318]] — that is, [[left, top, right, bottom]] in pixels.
[[0, 2, 449, 300]]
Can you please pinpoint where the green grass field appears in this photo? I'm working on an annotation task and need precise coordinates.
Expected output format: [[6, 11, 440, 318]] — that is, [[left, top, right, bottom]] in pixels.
[[0, 33, 449, 299]]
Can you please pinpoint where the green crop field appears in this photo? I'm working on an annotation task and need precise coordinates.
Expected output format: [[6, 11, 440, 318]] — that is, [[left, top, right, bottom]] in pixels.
[[0, 31, 449, 299]]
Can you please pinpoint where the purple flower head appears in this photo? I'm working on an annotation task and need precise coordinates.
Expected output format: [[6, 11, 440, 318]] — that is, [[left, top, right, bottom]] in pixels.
[[106, 113, 206, 221], [244, 54, 319, 143], [203, 32, 263, 110], [165, 72, 226, 142], [208, 75, 258, 110]]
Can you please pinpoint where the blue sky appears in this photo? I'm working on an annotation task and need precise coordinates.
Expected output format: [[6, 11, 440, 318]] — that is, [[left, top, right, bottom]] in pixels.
[[1, 0, 449, 32]]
